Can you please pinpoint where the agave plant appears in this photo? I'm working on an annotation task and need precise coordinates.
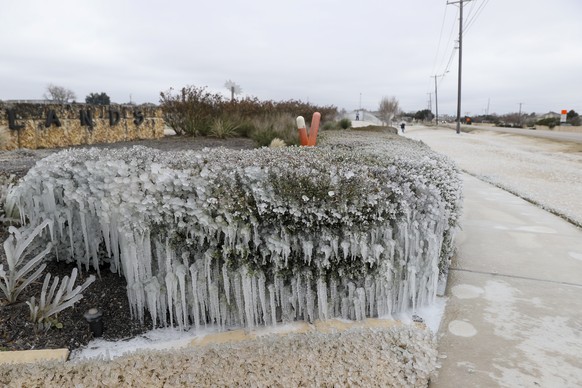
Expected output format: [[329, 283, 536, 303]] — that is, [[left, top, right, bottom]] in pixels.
[[0, 174, 18, 223], [0, 219, 53, 304], [209, 117, 240, 139], [27, 267, 95, 331]]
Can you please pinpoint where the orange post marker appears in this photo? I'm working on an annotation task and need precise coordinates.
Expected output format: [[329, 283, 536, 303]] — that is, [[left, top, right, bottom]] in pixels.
[[297, 116, 309, 146], [296, 112, 321, 147]]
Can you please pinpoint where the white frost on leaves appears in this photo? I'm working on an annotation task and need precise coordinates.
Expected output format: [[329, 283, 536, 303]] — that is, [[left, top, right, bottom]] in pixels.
[[8, 131, 462, 330]]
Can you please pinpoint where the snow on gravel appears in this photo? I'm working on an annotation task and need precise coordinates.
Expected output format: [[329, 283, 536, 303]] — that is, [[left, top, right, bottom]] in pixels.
[[404, 126, 582, 226]]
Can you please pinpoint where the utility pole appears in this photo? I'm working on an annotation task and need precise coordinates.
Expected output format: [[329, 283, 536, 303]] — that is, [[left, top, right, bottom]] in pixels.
[[431, 73, 448, 127], [427, 93, 432, 112], [448, 0, 472, 134], [518, 102, 523, 126]]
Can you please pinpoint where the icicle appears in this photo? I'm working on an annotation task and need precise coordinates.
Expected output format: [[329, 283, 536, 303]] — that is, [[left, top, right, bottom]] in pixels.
[[302, 240, 314, 265], [409, 266, 417, 313], [176, 264, 188, 330], [258, 272, 268, 325], [189, 264, 200, 329], [241, 267, 255, 329], [364, 276, 375, 317], [144, 277, 160, 327], [79, 211, 91, 271], [268, 284, 277, 326], [317, 277, 328, 321], [341, 297, 350, 320], [330, 278, 338, 317], [305, 279, 315, 323], [356, 287, 366, 320], [233, 272, 245, 325], [165, 272, 176, 327], [296, 273, 304, 319], [222, 263, 231, 305]]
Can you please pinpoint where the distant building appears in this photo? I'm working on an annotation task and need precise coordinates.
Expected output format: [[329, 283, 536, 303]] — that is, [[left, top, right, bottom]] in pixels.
[[537, 111, 560, 120]]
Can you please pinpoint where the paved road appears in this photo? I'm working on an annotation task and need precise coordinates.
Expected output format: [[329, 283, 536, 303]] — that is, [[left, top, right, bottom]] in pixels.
[[444, 124, 582, 144]]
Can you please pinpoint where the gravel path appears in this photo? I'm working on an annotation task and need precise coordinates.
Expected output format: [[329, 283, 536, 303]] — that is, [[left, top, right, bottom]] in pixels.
[[404, 125, 582, 226]]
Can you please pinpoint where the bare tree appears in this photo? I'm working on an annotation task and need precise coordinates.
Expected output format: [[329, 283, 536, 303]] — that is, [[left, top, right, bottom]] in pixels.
[[43, 84, 77, 103], [378, 96, 400, 126], [224, 80, 242, 102]]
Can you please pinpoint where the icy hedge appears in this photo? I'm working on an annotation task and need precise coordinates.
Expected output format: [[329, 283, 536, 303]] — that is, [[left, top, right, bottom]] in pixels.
[[9, 132, 461, 329]]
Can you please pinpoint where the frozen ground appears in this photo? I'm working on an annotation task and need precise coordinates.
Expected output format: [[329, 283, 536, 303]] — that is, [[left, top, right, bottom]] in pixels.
[[404, 125, 582, 226], [71, 298, 447, 361]]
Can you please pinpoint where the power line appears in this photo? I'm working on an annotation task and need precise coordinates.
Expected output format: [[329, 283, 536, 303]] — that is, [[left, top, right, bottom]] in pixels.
[[438, 14, 458, 73], [447, 0, 473, 134], [464, 0, 490, 34], [431, 5, 450, 75]]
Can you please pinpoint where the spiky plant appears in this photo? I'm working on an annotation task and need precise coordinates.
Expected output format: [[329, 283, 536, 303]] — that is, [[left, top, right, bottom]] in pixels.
[[269, 138, 286, 148], [27, 267, 95, 331], [209, 118, 240, 139], [0, 220, 53, 304]]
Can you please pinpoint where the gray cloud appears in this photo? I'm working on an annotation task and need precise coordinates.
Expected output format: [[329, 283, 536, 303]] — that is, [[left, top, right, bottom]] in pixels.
[[1, 0, 580, 115]]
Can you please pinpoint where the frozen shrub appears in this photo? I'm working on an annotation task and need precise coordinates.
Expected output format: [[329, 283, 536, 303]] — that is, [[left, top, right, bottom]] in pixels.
[[8, 131, 461, 330]]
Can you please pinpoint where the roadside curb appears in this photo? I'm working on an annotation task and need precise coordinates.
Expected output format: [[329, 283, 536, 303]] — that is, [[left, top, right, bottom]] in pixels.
[[0, 348, 69, 365]]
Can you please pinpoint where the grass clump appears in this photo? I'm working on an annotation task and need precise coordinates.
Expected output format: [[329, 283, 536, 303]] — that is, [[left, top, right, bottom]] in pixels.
[[250, 114, 299, 147], [339, 118, 352, 129]]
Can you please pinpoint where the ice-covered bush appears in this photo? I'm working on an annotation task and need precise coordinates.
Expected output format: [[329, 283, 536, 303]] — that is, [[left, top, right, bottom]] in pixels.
[[8, 131, 461, 330]]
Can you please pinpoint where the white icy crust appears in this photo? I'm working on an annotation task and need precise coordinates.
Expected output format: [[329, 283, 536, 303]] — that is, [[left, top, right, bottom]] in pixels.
[[9, 131, 462, 330]]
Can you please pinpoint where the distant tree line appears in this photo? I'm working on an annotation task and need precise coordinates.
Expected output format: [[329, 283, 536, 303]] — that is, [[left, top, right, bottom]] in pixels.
[[470, 110, 580, 129]]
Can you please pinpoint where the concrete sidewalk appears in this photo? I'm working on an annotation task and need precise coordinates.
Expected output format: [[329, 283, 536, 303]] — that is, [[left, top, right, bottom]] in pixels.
[[431, 174, 582, 387]]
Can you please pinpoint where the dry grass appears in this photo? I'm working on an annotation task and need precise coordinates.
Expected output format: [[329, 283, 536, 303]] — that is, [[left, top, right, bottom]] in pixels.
[[0, 127, 10, 150]]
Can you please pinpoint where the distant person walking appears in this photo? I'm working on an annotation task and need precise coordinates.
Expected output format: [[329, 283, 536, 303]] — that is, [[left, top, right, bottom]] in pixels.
[[356, 112, 360, 121], [400, 122, 406, 133]]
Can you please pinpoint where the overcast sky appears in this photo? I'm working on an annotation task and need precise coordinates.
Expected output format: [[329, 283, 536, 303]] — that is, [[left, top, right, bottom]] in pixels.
[[1, 0, 581, 116]]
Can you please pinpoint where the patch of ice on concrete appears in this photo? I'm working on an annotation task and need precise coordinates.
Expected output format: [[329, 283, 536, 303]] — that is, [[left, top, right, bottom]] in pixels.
[[482, 279, 582, 386], [515, 225, 557, 234], [448, 320, 477, 337], [451, 284, 484, 299]]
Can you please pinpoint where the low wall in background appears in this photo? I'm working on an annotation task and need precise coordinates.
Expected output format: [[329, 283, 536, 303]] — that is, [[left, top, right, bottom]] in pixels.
[[0, 103, 164, 150]]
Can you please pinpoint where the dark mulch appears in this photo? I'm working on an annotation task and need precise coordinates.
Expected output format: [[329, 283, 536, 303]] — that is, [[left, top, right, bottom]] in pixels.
[[0, 135, 256, 352]]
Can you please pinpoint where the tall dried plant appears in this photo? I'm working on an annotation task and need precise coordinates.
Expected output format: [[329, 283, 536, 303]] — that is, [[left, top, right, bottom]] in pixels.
[[0, 126, 11, 150]]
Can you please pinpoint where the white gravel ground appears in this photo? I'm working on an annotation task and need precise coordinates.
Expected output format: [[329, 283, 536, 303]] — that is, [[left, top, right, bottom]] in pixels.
[[404, 126, 582, 226], [1, 327, 438, 387]]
